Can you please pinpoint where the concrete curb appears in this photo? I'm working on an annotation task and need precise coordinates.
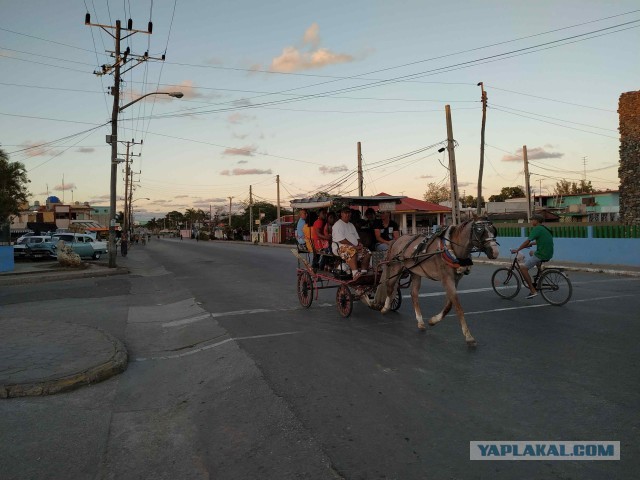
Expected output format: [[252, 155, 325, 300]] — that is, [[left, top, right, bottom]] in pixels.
[[0, 328, 128, 399], [0, 264, 129, 286]]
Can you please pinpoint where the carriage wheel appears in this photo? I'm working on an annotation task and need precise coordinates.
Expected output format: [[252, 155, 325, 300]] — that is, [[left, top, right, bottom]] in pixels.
[[390, 286, 403, 311], [491, 268, 521, 299], [336, 284, 353, 317], [297, 271, 314, 308]]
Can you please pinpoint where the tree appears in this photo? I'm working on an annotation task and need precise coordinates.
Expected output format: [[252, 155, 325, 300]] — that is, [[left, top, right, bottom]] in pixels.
[[461, 195, 485, 208], [235, 200, 285, 230], [423, 183, 450, 204], [0, 148, 30, 225], [554, 179, 595, 196], [488, 186, 525, 202]]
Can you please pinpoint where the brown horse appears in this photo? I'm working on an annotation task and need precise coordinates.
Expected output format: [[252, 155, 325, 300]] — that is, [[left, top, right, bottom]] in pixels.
[[379, 220, 499, 346]]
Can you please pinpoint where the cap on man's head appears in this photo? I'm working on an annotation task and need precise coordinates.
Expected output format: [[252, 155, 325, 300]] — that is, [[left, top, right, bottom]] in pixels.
[[364, 207, 375, 216], [532, 213, 544, 222], [340, 206, 352, 213]]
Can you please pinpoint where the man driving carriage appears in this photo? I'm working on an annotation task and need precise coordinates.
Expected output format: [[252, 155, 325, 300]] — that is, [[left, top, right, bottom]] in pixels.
[[331, 207, 371, 280]]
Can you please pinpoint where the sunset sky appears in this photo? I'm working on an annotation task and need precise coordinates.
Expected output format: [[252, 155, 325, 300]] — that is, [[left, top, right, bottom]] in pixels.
[[2, 1, 638, 220]]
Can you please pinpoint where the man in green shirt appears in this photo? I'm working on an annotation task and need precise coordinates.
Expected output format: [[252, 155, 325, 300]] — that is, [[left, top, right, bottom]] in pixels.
[[511, 214, 554, 299]]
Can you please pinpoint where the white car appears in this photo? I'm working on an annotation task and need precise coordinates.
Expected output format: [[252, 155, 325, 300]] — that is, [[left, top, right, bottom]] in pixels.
[[51, 233, 109, 260], [13, 236, 52, 258]]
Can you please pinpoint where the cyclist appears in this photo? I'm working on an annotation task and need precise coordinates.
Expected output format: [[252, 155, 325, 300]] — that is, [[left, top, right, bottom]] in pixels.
[[510, 213, 554, 299]]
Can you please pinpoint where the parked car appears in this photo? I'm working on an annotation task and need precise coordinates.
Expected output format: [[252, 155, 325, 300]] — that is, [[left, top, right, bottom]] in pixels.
[[13, 236, 53, 258], [15, 232, 35, 244], [50, 233, 108, 260]]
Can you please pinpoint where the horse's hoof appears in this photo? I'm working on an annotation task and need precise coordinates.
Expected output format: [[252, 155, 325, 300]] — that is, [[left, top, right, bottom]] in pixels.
[[381, 308, 389, 315], [417, 324, 426, 331], [466, 339, 477, 348]]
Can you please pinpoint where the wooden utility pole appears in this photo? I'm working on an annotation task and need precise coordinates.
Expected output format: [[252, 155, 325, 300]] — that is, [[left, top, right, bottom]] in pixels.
[[249, 185, 253, 238], [357, 142, 363, 197], [276, 175, 281, 243], [523, 145, 532, 222], [228, 196, 234, 228], [85, 14, 155, 267], [445, 105, 460, 225], [477, 82, 487, 216]]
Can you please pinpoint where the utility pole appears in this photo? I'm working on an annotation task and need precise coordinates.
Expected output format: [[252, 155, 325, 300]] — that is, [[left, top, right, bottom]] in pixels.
[[357, 142, 363, 197], [523, 145, 532, 222], [249, 185, 253, 238], [477, 82, 487, 216], [228, 196, 234, 228], [276, 175, 281, 243], [445, 105, 460, 225], [121, 139, 141, 237], [86, 13, 157, 267]]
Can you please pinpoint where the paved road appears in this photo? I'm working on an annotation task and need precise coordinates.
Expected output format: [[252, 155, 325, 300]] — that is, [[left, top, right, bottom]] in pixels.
[[1, 238, 638, 479]]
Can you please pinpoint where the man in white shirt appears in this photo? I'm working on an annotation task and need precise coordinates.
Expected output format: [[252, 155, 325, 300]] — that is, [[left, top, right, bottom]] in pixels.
[[332, 207, 371, 278]]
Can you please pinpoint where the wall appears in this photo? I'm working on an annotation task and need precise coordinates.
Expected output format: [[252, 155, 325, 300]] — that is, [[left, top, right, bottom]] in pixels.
[[499, 227, 640, 267], [619, 90, 640, 225]]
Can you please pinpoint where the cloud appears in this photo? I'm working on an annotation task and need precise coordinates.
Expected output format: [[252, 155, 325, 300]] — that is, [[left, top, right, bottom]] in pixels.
[[19, 140, 59, 157], [268, 24, 354, 73], [220, 168, 272, 176], [174, 195, 190, 198], [237, 160, 248, 164], [53, 183, 76, 191], [319, 165, 348, 175], [223, 145, 257, 156], [303, 23, 320, 48], [271, 47, 354, 72], [76, 147, 95, 154], [502, 146, 564, 162], [228, 113, 254, 124], [232, 132, 249, 140], [418, 174, 435, 179]]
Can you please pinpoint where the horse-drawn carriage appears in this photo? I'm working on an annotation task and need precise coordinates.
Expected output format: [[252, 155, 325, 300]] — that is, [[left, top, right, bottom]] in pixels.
[[291, 195, 408, 318], [291, 195, 500, 346]]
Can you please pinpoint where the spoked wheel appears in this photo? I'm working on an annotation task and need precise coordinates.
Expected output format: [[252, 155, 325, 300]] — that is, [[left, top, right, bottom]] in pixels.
[[297, 271, 314, 308], [538, 270, 572, 306], [336, 284, 353, 317], [491, 268, 521, 299], [390, 286, 403, 311]]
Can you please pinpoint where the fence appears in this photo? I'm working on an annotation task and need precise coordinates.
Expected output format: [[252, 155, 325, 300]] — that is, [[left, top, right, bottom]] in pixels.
[[494, 223, 640, 266], [497, 224, 640, 239]]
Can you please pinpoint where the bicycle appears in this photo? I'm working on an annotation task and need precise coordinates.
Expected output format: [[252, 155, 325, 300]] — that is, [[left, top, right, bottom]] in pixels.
[[491, 253, 573, 306]]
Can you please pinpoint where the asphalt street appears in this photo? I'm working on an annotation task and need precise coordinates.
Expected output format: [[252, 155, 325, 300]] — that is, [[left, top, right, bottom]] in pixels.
[[1, 238, 638, 479]]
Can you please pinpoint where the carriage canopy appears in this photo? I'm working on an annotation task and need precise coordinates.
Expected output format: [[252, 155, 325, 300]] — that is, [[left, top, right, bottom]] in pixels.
[[290, 195, 406, 210]]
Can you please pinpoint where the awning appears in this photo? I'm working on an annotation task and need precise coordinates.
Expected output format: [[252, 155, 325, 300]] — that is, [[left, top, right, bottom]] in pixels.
[[290, 195, 406, 210], [9, 228, 33, 235]]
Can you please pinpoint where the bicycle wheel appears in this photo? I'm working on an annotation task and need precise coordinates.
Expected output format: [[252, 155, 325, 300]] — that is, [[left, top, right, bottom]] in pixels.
[[491, 268, 521, 299], [538, 270, 572, 306], [297, 271, 314, 308]]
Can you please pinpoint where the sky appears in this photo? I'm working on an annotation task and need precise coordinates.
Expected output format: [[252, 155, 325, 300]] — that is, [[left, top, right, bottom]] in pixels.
[[1, 0, 638, 221]]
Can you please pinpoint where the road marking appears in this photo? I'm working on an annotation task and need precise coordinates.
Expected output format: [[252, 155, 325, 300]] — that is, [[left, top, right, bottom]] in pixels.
[[162, 304, 334, 327], [135, 331, 301, 361], [463, 294, 635, 316]]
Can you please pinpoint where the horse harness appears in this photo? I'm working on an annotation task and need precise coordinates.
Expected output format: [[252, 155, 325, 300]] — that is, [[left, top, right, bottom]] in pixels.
[[386, 221, 498, 279]]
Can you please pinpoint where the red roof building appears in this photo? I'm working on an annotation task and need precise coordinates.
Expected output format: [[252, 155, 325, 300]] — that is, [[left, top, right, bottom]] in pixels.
[[376, 192, 451, 234]]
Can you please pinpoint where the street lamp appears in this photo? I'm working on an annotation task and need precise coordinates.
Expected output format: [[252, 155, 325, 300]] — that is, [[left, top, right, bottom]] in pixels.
[[119, 91, 184, 112], [108, 91, 182, 268]]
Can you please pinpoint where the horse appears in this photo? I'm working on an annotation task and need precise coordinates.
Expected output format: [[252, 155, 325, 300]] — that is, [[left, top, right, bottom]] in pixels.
[[378, 220, 499, 347]]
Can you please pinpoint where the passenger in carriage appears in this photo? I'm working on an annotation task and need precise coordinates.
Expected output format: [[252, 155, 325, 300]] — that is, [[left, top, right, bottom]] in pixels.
[[332, 206, 371, 280], [295, 209, 308, 251], [373, 211, 400, 251], [357, 207, 377, 251], [323, 211, 337, 271], [311, 208, 330, 271]]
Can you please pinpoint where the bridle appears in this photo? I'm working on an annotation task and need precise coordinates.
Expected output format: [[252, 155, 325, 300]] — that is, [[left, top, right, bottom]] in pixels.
[[470, 220, 499, 254]]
